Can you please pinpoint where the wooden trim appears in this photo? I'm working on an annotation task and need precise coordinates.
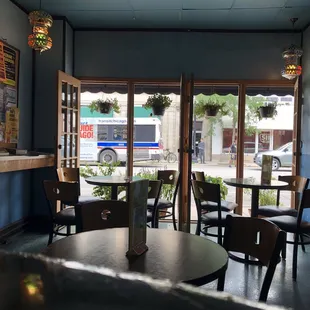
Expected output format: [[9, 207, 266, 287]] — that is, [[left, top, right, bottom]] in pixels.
[[0, 217, 29, 241], [194, 80, 294, 87], [80, 77, 179, 84], [127, 82, 134, 177], [0, 155, 54, 173], [0, 142, 17, 148], [235, 84, 246, 215]]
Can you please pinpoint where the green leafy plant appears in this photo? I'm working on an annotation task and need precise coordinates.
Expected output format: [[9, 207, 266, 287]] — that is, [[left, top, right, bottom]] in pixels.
[[89, 98, 120, 114], [143, 93, 172, 110], [255, 102, 278, 121], [80, 161, 121, 199], [194, 94, 228, 118], [204, 175, 228, 200]]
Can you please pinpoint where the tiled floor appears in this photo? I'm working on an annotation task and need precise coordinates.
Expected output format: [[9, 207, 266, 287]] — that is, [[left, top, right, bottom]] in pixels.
[[1, 224, 310, 310]]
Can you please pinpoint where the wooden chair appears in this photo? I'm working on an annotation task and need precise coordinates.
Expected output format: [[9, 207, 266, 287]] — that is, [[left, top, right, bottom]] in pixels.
[[192, 171, 237, 213], [258, 175, 309, 217], [191, 179, 239, 245], [75, 200, 129, 233], [43, 180, 80, 245], [218, 215, 286, 302], [147, 170, 180, 230], [267, 188, 310, 280], [56, 167, 101, 203]]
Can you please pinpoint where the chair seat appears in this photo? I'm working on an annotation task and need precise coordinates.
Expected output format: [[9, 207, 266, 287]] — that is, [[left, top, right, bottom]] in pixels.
[[201, 211, 240, 226], [258, 205, 298, 217], [54, 207, 76, 225], [147, 198, 173, 209], [201, 200, 238, 212]]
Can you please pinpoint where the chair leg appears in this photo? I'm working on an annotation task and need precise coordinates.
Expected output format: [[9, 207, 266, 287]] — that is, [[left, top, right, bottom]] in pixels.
[[300, 234, 306, 252], [67, 225, 71, 235], [293, 233, 299, 281], [217, 273, 226, 291], [172, 208, 177, 231], [217, 226, 222, 246], [282, 234, 287, 260], [47, 224, 54, 245]]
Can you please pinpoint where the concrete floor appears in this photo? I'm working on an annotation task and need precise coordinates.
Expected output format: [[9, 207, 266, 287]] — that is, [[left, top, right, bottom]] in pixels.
[[1, 223, 309, 309]]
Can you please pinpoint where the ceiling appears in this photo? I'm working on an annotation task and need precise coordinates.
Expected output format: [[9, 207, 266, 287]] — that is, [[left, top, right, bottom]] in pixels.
[[12, 0, 310, 30]]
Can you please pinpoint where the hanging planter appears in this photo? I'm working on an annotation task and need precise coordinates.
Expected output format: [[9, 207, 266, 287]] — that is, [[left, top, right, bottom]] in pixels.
[[257, 103, 277, 120], [89, 98, 120, 115], [205, 105, 220, 117], [143, 93, 172, 116]]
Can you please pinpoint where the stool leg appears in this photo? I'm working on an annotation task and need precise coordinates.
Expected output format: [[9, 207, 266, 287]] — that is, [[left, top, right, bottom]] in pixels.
[[48, 224, 54, 245], [67, 225, 71, 235], [300, 234, 306, 252]]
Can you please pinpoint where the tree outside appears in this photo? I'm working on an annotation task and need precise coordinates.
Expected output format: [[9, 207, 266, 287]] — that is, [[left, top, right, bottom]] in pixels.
[[194, 94, 266, 161]]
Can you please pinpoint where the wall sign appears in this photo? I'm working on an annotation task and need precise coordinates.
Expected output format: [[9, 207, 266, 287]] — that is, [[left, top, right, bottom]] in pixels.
[[0, 39, 20, 144]]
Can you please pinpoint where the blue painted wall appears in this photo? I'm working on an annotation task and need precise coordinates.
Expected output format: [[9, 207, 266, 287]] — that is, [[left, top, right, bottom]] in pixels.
[[65, 22, 74, 75], [0, 0, 33, 228], [74, 31, 301, 80], [301, 26, 310, 179]]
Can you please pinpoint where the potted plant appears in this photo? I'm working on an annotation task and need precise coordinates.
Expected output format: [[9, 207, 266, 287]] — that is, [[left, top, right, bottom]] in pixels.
[[143, 93, 172, 116], [256, 102, 277, 120], [89, 98, 120, 114], [194, 94, 227, 117]]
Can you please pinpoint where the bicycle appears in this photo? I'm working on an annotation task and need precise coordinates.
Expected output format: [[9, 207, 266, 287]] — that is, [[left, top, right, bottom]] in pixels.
[[158, 149, 177, 163]]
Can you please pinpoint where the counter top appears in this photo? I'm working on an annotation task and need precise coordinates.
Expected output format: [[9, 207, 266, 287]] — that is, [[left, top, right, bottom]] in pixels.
[[0, 154, 55, 172]]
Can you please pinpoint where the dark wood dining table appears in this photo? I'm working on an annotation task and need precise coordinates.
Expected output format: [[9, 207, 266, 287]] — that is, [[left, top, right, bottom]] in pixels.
[[85, 176, 144, 200], [43, 228, 228, 286], [224, 178, 288, 217]]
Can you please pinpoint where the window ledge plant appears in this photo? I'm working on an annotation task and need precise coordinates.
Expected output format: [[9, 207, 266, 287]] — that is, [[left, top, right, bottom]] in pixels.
[[89, 98, 120, 114], [143, 93, 172, 116]]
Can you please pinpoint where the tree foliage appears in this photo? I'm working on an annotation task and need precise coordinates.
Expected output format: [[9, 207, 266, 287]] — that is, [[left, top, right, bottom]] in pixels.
[[194, 93, 266, 142]]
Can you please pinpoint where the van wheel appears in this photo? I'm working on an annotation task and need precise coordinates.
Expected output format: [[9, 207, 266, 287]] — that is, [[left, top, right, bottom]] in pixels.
[[100, 150, 117, 164], [272, 158, 280, 171]]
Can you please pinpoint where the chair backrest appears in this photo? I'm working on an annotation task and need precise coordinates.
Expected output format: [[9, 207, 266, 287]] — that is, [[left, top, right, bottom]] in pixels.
[[157, 170, 180, 204], [297, 189, 310, 229], [192, 171, 205, 181], [224, 215, 286, 302], [56, 167, 81, 195], [148, 180, 163, 203], [191, 179, 221, 204], [43, 180, 80, 216], [75, 200, 129, 233]]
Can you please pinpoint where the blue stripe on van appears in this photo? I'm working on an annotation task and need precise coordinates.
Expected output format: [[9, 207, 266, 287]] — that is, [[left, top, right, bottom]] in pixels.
[[97, 142, 159, 147]]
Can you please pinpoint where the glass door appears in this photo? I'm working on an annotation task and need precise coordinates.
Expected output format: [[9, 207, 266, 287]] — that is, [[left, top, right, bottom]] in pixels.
[[57, 71, 81, 169]]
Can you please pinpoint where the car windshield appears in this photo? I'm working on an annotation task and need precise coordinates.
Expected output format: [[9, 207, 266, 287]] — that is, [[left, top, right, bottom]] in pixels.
[[276, 142, 291, 151]]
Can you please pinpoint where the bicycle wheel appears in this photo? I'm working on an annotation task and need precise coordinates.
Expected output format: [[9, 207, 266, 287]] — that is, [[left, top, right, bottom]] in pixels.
[[167, 153, 177, 163]]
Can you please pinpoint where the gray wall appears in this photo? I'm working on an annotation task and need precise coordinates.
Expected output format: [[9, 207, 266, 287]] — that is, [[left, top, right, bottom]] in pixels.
[[65, 22, 74, 75], [75, 31, 301, 80], [0, 0, 32, 228], [301, 26, 310, 178]]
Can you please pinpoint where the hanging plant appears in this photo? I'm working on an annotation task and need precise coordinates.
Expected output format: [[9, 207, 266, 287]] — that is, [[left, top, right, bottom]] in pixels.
[[256, 102, 277, 120], [143, 93, 172, 116], [195, 95, 227, 117], [89, 98, 120, 114]]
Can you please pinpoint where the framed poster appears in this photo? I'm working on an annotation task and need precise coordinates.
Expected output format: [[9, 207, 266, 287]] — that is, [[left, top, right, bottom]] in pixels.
[[0, 39, 20, 145]]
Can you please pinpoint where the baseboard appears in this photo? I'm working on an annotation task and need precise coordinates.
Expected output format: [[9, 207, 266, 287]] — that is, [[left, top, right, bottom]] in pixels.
[[0, 218, 29, 240]]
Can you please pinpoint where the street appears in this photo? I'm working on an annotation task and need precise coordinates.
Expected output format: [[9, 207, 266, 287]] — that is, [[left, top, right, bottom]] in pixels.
[[80, 162, 292, 220]]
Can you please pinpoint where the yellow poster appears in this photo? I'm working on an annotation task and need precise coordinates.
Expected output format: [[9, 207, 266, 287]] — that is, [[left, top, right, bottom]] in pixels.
[[5, 107, 19, 143], [0, 42, 5, 83]]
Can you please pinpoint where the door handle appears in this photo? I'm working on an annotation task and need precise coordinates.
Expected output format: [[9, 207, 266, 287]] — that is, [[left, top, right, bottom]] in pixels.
[[58, 144, 62, 149]]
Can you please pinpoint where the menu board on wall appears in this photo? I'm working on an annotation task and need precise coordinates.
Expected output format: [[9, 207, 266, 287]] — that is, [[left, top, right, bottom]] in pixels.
[[0, 39, 19, 144]]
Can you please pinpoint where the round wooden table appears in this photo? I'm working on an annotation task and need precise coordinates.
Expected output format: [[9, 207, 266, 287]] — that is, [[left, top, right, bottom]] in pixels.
[[224, 178, 288, 217], [85, 176, 144, 200], [43, 228, 228, 286]]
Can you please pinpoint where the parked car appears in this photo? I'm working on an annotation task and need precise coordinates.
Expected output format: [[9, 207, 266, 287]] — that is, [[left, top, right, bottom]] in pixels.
[[223, 142, 266, 154], [253, 142, 292, 171]]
